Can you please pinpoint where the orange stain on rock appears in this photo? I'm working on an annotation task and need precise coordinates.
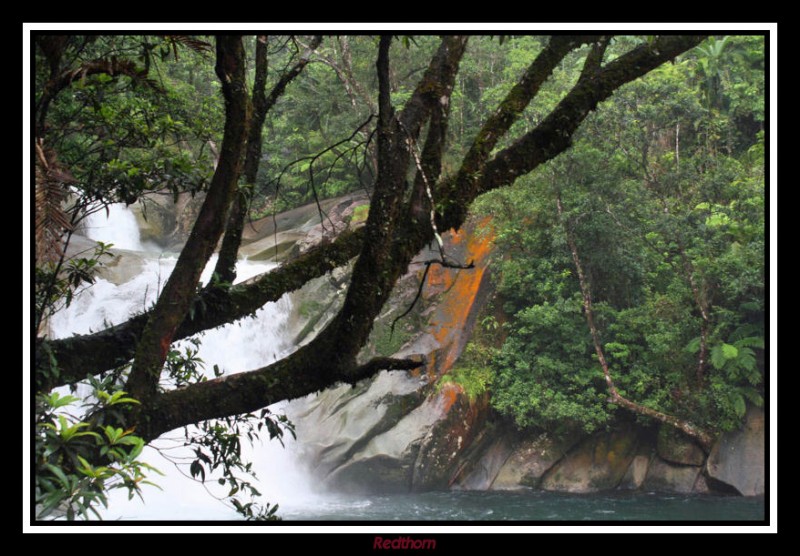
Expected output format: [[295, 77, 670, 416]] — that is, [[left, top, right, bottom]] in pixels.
[[439, 382, 462, 413], [424, 217, 496, 380]]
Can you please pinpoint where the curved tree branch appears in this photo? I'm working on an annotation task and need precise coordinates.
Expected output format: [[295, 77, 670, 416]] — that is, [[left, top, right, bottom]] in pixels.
[[36, 226, 366, 392], [140, 352, 423, 441], [126, 36, 250, 403], [438, 35, 707, 230], [555, 192, 713, 450]]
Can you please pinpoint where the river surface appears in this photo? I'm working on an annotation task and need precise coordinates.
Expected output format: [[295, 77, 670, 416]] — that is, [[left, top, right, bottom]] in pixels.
[[101, 488, 765, 522], [273, 490, 765, 521]]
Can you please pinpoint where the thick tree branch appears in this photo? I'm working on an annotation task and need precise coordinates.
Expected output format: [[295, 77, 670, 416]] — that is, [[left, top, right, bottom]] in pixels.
[[454, 35, 596, 190], [214, 35, 324, 284], [36, 226, 366, 392], [398, 37, 469, 138], [263, 35, 323, 115], [438, 35, 707, 230], [126, 36, 250, 402], [300, 36, 469, 376], [579, 36, 611, 79], [140, 353, 423, 440]]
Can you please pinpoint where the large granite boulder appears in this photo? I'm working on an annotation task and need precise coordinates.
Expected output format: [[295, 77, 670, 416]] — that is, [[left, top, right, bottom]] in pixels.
[[322, 393, 448, 494], [449, 428, 515, 491], [540, 426, 640, 493], [706, 406, 765, 496], [642, 457, 701, 493], [491, 432, 581, 490]]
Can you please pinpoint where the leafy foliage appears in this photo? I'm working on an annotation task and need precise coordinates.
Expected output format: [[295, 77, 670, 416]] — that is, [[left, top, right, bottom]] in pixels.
[[182, 408, 295, 521], [473, 36, 765, 437], [34, 389, 161, 520], [35, 240, 113, 343]]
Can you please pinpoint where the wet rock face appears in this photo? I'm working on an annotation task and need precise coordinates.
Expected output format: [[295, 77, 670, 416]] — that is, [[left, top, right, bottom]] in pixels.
[[320, 390, 448, 494], [288, 372, 429, 480], [281, 215, 498, 494], [656, 425, 706, 466], [240, 193, 369, 262], [411, 385, 490, 491], [130, 192, 206, 250], [540, 426, 640, 493], [619, 455, 651, 491], [706, 406, 765, 496], [451, 431, 514, 491], [642, 458, 701, 494], [491, 432, 581, 490]]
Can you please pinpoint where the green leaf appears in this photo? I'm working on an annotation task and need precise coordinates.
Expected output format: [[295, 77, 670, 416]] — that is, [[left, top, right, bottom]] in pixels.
[[721, 343, 739, 360], [684, 337, 701, 353], [190, 460, 205, 482], [45, 463, 72, 490], [743, 389, 763, 407], [736, 336, 764, 349], [733, 393, 746, 418], [710, 345, 727, 370], [107, 390, 140, 406], [47, 393, 80, 409]]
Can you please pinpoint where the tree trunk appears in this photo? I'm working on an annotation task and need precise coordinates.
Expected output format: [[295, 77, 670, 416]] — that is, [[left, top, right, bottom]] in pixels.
[[126, 36, 250, 403], [214, 35, 323, 284]]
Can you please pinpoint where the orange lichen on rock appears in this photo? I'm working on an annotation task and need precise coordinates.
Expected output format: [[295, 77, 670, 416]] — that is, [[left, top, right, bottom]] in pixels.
[[425, 217, 496, 378], [438, 381, 463, 413]]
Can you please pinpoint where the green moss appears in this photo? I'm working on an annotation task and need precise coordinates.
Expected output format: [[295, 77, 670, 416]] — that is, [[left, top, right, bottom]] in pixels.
[[297, 299, 324, 319], [371, 323, 412, 358], [350, 204, 370, 225]]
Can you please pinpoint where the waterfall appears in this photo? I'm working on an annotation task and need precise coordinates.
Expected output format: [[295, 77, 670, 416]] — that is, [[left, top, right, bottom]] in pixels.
[[83, 203, 145, 252], [48, 204, 321, 520]]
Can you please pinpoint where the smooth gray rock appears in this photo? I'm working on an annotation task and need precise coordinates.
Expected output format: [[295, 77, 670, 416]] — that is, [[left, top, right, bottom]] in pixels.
[[642, 457, 700, 493], [706, 406, 765, 496], [455, 434, 514, 490], [619, 454, 652, 490], [491, 432, 580, 490], [540, 426, 640, 493]]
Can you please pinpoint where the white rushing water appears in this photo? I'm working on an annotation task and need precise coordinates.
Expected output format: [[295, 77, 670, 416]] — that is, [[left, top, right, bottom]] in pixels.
[[83, 203, 146, 252], [50, 205, 321, 520]]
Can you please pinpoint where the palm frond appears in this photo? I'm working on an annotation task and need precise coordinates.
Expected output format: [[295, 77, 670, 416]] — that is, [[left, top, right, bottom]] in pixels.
[[163, 35, 213, 59], [35, 141, 73, 265]]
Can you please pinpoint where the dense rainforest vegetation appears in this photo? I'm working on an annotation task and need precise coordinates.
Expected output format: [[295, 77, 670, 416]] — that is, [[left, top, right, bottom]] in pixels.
[[30, 34, 765, 520]]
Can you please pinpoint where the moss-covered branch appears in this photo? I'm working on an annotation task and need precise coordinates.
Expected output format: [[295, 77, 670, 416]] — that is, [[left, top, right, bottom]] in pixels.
[[36, 226, 365, 392], [140, 353, 423, 441], [438, 35, 707, 230]]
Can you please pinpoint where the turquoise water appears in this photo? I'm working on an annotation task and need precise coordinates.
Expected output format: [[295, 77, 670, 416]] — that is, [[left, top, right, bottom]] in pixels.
[[275, 490, 765, 521]]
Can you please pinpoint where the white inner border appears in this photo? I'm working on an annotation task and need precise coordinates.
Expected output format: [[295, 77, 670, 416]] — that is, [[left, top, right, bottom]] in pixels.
[[23, 22, 778, 535]]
